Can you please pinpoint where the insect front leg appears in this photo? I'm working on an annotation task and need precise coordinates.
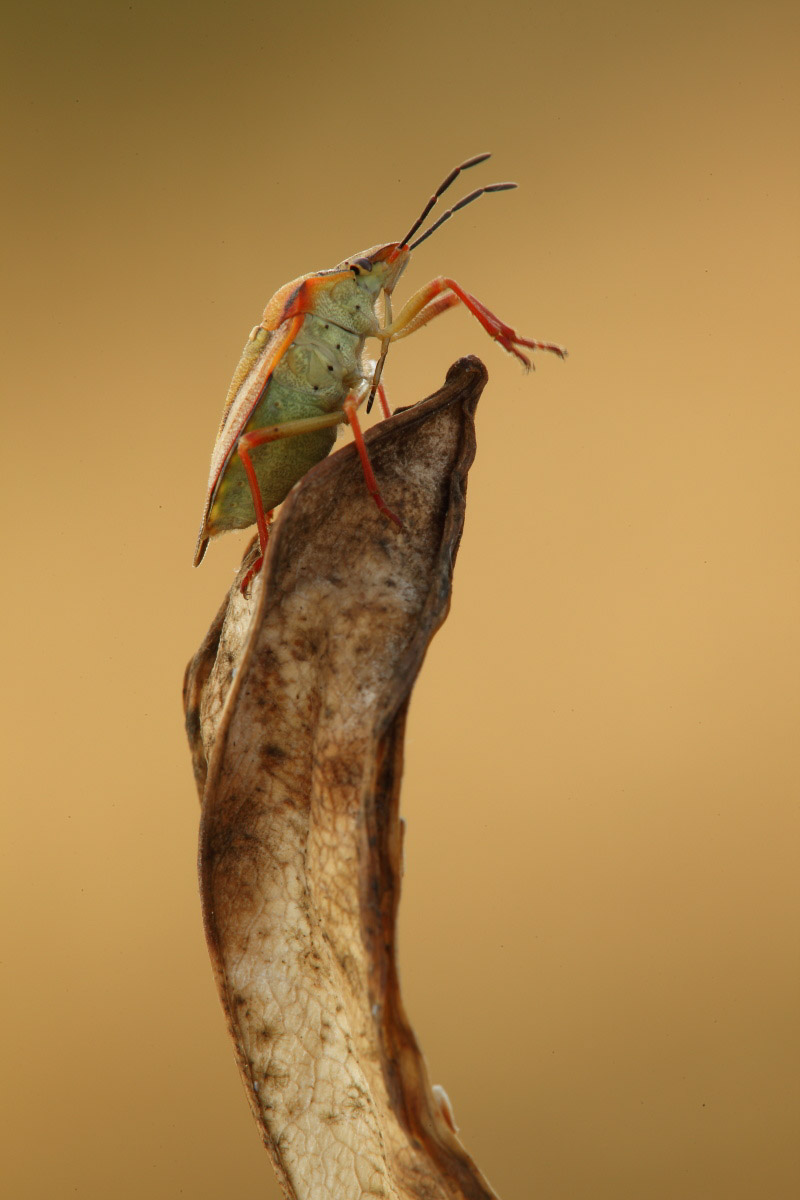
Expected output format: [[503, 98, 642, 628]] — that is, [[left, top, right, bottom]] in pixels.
[[386, 277, 568, 369], [386, 293, 461, 341], [366, 299, 460, 412]]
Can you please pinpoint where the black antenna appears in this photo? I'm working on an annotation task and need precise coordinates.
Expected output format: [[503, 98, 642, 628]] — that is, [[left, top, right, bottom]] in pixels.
[[397, 152, 492, 249], [408, 182, 517, 252], [367, 157, 516, 415]]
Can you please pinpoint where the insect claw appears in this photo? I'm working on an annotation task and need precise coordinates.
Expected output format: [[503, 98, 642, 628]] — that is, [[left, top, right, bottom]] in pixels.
[[498, 333, 568, 369], [240, 555, 264, 595], [517, 337, 569, 360], [498, 338, 533, 369], [365, 484, 403, 530], [383, 505, 404, 531]]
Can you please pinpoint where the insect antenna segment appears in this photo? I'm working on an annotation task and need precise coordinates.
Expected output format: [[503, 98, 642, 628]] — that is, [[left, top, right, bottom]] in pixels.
[[406, 182, 517, 252], [396, 152, 492, 251]]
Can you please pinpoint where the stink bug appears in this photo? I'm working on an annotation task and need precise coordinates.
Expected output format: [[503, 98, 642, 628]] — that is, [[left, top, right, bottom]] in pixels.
[[194, 153, 566, 591]]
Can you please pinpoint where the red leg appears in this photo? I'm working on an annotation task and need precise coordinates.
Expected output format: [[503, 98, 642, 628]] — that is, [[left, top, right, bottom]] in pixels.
[[237, 437, 273, 560], [375, 380, 391, 420], [235, 409, 349, 593], [389, 292, 460, 342], [238, 510, 273, 593], [442, 280, 567, 367], [344, 396, 402, 529], [388, 276, 567, 369]]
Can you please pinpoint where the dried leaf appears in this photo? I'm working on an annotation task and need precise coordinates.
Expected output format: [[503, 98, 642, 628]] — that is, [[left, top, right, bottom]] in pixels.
[[184, 356, 503, 1200]]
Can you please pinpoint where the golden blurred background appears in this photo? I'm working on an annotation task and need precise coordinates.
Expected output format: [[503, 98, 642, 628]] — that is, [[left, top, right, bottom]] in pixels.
[[3, 2, 798, 1197]]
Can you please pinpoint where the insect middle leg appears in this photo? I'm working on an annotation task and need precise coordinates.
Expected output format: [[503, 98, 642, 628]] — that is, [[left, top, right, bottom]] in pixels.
[[386, 277, 568, 368], [237, 403, 400, 592], [342, 393, 402, 530], [237, 410, 347, 590]]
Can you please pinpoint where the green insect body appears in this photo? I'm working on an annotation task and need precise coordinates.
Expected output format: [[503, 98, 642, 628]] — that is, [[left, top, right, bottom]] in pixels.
[[205, 288, 387, 535], [194, 154, 566, 592]]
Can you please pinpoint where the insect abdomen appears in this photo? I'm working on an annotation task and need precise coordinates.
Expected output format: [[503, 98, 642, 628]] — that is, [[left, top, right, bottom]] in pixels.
[[205, 316, 365, 536]]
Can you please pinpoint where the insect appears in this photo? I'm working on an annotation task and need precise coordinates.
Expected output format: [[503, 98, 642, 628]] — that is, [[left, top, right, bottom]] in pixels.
[[194, 153, 566, 591]]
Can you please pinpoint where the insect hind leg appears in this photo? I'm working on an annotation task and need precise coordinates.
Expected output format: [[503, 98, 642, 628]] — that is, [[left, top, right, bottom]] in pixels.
[[239, 510, 274, 593]]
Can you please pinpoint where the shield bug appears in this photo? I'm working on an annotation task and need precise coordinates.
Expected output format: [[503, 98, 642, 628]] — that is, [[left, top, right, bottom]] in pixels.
[[194, 153, 566, 591]]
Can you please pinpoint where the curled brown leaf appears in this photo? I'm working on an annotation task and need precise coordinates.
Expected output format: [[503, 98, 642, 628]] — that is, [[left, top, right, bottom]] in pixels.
[[184, 356, 504, 1200]]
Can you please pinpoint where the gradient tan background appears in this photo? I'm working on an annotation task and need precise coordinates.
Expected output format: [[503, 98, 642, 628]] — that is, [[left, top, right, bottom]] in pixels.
[[3, 2, 798, 1197]]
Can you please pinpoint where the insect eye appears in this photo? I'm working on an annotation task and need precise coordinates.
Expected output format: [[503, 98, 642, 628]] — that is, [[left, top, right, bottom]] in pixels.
[[351, 257, 372, 276]]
